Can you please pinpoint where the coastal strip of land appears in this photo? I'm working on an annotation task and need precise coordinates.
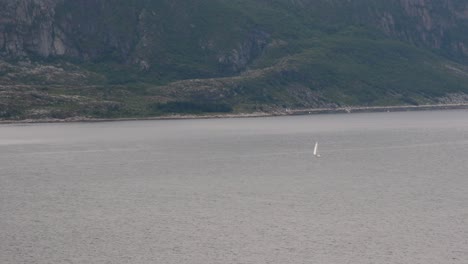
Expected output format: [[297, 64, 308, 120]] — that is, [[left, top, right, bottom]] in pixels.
[[1, 103, 468, 124], [288, 103, 468, 115]]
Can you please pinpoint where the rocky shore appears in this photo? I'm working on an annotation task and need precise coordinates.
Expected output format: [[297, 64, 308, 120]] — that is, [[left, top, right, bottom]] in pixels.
[[288, 103, 468, 115], [1, 103, 468, 125]]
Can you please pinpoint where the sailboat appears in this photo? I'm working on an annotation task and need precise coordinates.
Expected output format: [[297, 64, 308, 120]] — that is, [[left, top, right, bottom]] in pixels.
[[313, 142, 321, 157]]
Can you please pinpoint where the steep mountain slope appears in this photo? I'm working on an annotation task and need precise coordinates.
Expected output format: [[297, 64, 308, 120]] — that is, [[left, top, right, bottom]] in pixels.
[[1, 0, 468, 119]]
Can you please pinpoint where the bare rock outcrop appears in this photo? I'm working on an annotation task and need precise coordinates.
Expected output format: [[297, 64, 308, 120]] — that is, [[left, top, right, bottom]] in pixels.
[[2, 0, 468, 72], [379, 0, 468, 56], [0, 0, 78, 58]]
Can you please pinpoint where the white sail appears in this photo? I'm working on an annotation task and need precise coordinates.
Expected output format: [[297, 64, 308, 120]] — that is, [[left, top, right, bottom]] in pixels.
[[313, 142, 318, 156]]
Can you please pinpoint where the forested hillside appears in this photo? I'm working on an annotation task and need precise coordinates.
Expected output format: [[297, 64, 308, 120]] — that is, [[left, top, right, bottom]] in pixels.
[[2, 0, 468, 119]]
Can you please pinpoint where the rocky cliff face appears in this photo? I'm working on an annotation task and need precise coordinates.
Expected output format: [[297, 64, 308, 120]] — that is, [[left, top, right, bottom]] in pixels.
[[2, 0, 468, 67], [0, 0, 270, 76], [379, 0, 468, 57], [0, 0, 143, 59], [0, 0, 76, 58]]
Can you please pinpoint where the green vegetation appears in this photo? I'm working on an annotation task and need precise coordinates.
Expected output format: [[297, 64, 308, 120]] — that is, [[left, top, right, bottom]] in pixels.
[[2, 0, 468, 120], [149, 101, 233, 114]]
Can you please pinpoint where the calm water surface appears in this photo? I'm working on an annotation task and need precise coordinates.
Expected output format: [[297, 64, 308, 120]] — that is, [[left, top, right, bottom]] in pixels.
[[1, 110, 468, 264]]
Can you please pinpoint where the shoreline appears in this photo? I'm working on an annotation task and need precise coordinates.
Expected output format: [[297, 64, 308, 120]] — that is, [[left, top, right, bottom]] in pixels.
[[1, 103, 468, 125]]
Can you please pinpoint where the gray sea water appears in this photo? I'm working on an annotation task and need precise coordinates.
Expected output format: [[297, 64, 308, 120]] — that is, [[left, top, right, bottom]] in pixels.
[[1, 110, 468, 264]]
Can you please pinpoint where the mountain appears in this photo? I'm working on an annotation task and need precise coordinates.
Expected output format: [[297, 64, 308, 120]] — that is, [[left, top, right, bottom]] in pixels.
[[1, 0, 468, 120]]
